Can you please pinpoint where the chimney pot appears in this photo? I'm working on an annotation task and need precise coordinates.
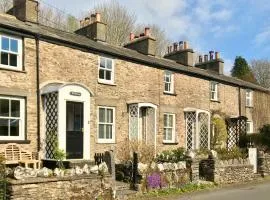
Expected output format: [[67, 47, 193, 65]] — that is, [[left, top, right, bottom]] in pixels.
[[84, 17, 90, 26], [80, 20, 84, 28], [173, 42, 178, 51], [199, 55, 203, 63], [209, 51, 214, 60], [215, 52, 220, 59], [90, 14, 96, 23], [130, 33, 135, 41], [169, 46, 173, 52], [167, 46, 170, 54], [95, 13, 101, 22], [183, 41, 188, 49], [145, 27, 150, 36], [140, 33, 145, 37], [204, 54, 209, 62]]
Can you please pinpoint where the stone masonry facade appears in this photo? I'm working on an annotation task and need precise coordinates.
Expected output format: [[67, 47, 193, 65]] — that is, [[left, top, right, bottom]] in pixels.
[[0, 1, 270, 162]]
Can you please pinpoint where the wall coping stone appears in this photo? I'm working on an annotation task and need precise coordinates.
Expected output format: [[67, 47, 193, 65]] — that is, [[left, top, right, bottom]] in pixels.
[[8, 174, 111, 185]]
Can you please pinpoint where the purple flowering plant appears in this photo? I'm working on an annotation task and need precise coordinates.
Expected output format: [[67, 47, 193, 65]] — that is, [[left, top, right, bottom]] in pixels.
[[147, 172, 161, 189]]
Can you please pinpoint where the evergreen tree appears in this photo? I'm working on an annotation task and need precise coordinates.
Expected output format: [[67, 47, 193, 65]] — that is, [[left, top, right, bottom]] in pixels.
[[231, 56, 257, 83]]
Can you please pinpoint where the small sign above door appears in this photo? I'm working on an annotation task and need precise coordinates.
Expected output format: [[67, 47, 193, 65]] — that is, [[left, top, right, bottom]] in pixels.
[[70, 91, 82, 96]]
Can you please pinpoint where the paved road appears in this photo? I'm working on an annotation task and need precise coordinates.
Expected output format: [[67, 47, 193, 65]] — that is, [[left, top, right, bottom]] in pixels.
[[177, 181, 270, 200]]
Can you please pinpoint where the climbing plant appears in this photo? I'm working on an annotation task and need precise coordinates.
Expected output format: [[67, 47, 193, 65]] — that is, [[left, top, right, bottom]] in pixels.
[[211, 112, 228, 149]]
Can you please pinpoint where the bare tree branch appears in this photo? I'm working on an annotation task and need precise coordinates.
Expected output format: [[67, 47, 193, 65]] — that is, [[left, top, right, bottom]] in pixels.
[[0, 0, 12, 13], [251, 59, 270, 88]]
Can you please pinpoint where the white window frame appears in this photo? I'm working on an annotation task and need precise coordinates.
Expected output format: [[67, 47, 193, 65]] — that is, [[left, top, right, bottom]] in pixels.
[[98, 56, 115, 85], [163, 113, 176, 143], [246, 90, 253, 107], [97, 106, 115, 143], [0, 34, 23, 71], [210, 82, 218, 101], [0, 96, 25, 140], [247, 120, 253, 134], [164, 71, 174, 94]]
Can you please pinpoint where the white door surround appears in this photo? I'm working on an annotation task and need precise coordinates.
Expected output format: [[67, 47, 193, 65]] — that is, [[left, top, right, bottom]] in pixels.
[[42, 83, 92, 160]]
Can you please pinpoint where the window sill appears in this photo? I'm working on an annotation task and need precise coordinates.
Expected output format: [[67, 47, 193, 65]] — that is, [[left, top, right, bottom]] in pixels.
[[163, 92, 177, 96], [97, 140, 116, 144], [0, 140, 30, 144], [98, 80, 116, 86], [163, 141, 178, 145], [0, 67, 26, 73], [210, 99, 220, 103]]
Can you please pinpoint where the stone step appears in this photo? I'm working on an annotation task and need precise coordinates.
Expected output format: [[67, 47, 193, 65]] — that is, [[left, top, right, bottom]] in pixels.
[[115, 181, 131, 190], [116, 189, 137, 199]]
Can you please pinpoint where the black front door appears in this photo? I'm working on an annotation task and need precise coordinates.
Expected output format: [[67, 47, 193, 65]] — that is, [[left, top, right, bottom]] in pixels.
[[66, 101, 84, 159]]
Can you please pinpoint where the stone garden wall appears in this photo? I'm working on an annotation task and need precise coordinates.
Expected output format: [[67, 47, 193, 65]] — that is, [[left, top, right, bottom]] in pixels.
[[200, 158, 257, 184], [258, 153, 270, 176], [7, 175, 112, 200]]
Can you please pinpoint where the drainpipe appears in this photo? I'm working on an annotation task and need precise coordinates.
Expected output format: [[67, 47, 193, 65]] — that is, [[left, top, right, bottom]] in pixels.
[[35, 35, 41, 152], [238, 87, 241, 116]]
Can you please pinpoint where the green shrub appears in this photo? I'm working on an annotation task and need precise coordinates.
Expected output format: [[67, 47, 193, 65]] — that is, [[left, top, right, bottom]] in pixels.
[[215, 147, 247, 160], [156, 148, 187, 163]]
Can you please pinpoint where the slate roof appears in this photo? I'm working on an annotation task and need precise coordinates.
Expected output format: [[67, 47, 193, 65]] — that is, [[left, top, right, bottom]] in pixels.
[[0, 13, 269, 93]]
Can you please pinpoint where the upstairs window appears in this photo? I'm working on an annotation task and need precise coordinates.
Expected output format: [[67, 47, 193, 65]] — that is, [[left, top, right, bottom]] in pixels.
[[0, 96, 25, 140], [164, 71, 174, 93], [246, 90, 253, 107], [163, 113, 175, 143], [98, 57, 114, 84], [98, 106, 115, 143], [210, 82, 218, 101], [0, 35, 22, 70]]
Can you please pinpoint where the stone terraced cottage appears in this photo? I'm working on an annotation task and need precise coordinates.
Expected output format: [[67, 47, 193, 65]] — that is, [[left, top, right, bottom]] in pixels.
[[0, 0, 270, 163]]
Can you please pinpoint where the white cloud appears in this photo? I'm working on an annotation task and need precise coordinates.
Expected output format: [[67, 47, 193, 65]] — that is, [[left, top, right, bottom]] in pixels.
[[254, 27, 270, 46]]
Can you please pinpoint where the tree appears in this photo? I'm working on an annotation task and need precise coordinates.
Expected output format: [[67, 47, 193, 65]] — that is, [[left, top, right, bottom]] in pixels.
[[92, 0, 136, 46], [92, 0, 170, 56], [231, 56, 257, 83], [250, 59, 270, 88], [0, 0, 12, 13]]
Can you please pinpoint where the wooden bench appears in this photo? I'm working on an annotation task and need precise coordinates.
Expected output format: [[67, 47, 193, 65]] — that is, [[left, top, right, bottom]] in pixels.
[[0, 143, 40, 169]]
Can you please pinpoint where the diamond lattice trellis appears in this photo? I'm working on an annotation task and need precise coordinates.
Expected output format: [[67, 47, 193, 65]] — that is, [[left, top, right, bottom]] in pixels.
[[227, 116, 247, 150], [129, 104, 139, 140], [198, 112, 209, 149], [185, 112, 196, 150], [45, 92, 58, 159]]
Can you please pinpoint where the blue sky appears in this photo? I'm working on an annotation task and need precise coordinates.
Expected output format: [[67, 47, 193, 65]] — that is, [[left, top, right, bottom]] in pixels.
[[42, 0, 270, 74]]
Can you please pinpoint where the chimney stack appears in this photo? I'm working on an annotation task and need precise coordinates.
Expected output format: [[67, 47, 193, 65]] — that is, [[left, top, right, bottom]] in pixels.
[[195, 51, 224, 75], [124, 27, 156, 56], [10, 0, 39, 23], [75, 13, 107, 42], [164, 41, 194, 66]]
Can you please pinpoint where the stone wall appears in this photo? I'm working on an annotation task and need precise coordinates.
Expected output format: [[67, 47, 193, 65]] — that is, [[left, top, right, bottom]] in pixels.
[[7, 175, 112, 200], [199, 158, 257, 184], [258, 154, 270, 176]]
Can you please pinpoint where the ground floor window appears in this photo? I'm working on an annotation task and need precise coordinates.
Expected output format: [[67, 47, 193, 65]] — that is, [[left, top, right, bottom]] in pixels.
[[0, 96, 25, 140], [98, 106, 115, 143], [163, 113, 175, 143]]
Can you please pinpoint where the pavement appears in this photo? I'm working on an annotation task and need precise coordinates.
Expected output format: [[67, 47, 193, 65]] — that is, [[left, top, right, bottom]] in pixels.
[[176, 180, 270, 200]]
